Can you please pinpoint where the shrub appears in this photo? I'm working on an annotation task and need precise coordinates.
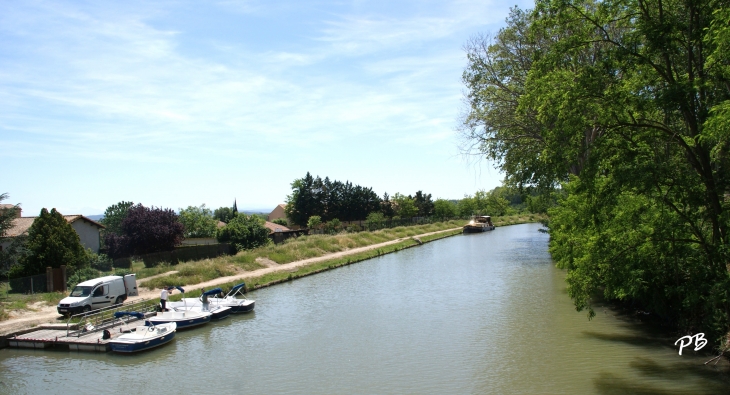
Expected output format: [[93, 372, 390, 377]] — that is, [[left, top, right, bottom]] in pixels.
[[217, 214, 271, 253], [67, 267, 101, 290], [87, 249, 113, 272]]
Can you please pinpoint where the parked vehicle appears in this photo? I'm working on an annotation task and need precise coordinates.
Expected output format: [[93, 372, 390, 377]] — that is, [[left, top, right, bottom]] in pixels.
[[57, 275, 138, 316]]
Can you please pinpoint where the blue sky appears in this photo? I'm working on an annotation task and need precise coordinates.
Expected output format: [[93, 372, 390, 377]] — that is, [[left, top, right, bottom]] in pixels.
[[1, 0, 532, 216]]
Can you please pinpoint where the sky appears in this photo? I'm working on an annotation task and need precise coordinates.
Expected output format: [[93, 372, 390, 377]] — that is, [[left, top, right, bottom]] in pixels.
[[1, 0, 532, 216]]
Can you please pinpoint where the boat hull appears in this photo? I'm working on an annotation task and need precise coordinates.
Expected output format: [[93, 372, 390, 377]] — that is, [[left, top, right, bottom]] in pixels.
[[149, 311, 211, 329], [109, 323, 176, 353], [463, 225, 495, 233], [110, 332, 175, 353]]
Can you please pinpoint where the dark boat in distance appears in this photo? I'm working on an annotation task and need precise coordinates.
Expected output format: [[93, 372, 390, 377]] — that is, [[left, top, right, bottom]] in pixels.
[[463, 216, 495, 233]]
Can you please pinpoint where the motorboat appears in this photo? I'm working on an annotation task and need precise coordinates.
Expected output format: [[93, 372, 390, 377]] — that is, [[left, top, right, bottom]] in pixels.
[[167, 288, 233, 320], [463, 216, 496, 233], [170, 283, 255, 314], [109, 311, 176, 353], [149, 286, 212, 329]]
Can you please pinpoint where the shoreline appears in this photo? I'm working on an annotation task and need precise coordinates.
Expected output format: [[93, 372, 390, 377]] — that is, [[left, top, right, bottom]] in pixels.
[[0, 219, 543, 340]]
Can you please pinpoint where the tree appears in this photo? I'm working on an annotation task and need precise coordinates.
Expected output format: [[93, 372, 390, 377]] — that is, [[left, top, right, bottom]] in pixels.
[[0, 193, 25, 276], [214, 202, 238, 224], [18, 208, 87, 276], [179, 204, 217, 238], [412, 191, 434, 217], [216, 214, 270, 253], [461, 0, 730, 343], [100, 201, 134, 236], [392, 193, 418, 218], [105, 204, 184, 259], [306, 215, 322, 230], [272, 218, 288, 227], [433, 199, 457, 218]]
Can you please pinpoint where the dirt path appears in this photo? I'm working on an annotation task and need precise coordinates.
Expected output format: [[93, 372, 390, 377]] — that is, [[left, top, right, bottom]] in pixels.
[[0, 227, 460, 336]]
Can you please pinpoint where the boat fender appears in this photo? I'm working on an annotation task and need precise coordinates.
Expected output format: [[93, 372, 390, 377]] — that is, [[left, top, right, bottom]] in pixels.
[[102, 330, 111, 340]]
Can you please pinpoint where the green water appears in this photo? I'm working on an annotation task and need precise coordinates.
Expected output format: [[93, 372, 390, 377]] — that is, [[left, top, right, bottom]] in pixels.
[[1, 223, 728, 394]]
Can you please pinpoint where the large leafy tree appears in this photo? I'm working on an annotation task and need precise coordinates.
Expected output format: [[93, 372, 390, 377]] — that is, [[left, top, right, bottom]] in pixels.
[[19, 208, 87, 276], [179, 204, 218, 238], [213, 206, 237, 224], [105, 204, 184, 259], [216, 214, 270, 252], [100, 201, 134, 236], [286, 172, 382, 226], [462, 0, 730, 342], [1, 193, 25, 276]]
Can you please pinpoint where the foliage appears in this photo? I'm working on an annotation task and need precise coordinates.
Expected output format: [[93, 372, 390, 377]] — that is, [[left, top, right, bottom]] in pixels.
[[67, 267, 101, 290], [87, 249, 113, 272], [285, 172, 382, 226], [412, 191, 434, 217], [461, 1, 730, 342], [306, 215, 322, 230], [391, 193, 418, 218], [433, 199, 457, 218], [272, 218, 288, 227], [100, 201, 134, 236], [0, 193, 23, 276], [365, 212, 386, 229], [104, 204, 185, 259], [179, 204, 218, 238], [216, 214, 270, 253], [213, 206, 237, 224], [323, 218, 341, 234], [16, 208, 87, 276]]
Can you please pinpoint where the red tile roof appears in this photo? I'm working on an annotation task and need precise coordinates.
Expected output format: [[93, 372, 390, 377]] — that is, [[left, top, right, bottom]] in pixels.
[[2, 215, 104, 238]]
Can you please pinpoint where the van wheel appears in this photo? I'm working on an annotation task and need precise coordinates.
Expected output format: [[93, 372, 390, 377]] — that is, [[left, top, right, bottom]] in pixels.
[[114, 296, 123, 305], [83, 305, 91, 314]]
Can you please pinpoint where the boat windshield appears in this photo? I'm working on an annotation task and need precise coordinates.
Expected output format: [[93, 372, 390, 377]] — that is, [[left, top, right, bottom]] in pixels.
[[70, 286, 92, 297]]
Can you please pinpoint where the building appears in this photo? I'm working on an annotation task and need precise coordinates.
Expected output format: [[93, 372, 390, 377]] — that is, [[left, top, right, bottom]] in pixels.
[[267, 204, 287, 222], [0, 207, 106, 253]]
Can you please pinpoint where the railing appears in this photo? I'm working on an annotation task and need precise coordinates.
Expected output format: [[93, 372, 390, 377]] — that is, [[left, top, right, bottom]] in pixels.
[[65, 298, 157, 337]]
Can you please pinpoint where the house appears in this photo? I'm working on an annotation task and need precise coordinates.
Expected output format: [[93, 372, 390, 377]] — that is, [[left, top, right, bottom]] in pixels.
[[264, 221, 290, 234], [267, 204, 287, 222], [0, 207, 105, 253]]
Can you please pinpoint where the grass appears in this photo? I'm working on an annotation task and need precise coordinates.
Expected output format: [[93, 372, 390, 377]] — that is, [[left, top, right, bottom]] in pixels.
[[0, 214, 545, 321]]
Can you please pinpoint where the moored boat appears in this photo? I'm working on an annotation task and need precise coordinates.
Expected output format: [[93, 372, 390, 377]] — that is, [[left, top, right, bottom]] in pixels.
[[109, 312, 176, 353], [170, 283, 255, 314], [463, 216, 495, 233], [149, 286, 212, 329], [168, 288, 233, 320]]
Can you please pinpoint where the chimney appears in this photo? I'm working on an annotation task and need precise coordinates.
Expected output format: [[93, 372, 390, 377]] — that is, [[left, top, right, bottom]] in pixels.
[[17, 207, 22, 218]]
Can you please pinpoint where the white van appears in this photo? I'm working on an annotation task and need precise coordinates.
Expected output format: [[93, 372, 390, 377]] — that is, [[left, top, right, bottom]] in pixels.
[[57, 274, 138, 316]]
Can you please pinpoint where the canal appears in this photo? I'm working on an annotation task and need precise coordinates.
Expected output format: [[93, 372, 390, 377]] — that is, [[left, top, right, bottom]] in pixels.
[[1, 223, 729, 394]]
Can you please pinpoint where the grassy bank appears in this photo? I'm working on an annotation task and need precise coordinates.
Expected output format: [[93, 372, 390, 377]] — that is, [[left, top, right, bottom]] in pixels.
[[143, 214, 546, 291], [0, 214, 545, 320]]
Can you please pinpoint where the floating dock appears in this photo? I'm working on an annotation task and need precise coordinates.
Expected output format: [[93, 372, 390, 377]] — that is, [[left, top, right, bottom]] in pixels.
[[8, 318, 152, 352]]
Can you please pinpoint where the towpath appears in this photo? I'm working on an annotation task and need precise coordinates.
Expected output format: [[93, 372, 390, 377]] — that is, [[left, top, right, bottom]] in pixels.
[[0, 227, 460, 335]]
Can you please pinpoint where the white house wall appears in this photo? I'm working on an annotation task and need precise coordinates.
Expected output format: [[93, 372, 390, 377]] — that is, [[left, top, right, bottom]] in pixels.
[[70, 221, 101, 253]]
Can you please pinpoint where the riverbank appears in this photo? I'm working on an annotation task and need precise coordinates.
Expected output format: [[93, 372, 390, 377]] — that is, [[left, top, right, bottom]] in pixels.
[[0, 214, 545, 336]]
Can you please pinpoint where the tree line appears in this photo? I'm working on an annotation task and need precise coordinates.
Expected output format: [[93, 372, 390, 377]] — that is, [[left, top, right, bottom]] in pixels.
[[461, 0, 730, 343]]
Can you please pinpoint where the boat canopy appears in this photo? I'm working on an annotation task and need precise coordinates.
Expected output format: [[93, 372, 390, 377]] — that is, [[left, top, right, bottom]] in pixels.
[[114, 311, 145, 319], [203, 288, 223, 296], [231, 282, 246, 292]]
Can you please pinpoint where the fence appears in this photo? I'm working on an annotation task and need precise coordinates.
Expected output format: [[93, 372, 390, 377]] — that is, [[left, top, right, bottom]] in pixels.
[[138, 243, 234, 267], [2, 273, 47, 295]]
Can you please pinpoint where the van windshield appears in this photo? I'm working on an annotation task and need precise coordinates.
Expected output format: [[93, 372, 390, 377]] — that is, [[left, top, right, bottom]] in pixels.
[[70, 286, 92, 297]]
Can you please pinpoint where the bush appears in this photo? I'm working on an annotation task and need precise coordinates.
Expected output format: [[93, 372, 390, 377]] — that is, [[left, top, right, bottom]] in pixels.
[[272, 218, 288, 227], [87, 250, 113, 272], [67, 267, 101, 289], [216, 215, 271, 253]]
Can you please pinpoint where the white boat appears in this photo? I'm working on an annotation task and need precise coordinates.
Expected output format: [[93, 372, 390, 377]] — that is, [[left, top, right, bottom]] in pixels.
[[109, 311, 176, 353], [168, 288, 233, 320], [149, 286, 212, 329], [169, 284, 255, 314]]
